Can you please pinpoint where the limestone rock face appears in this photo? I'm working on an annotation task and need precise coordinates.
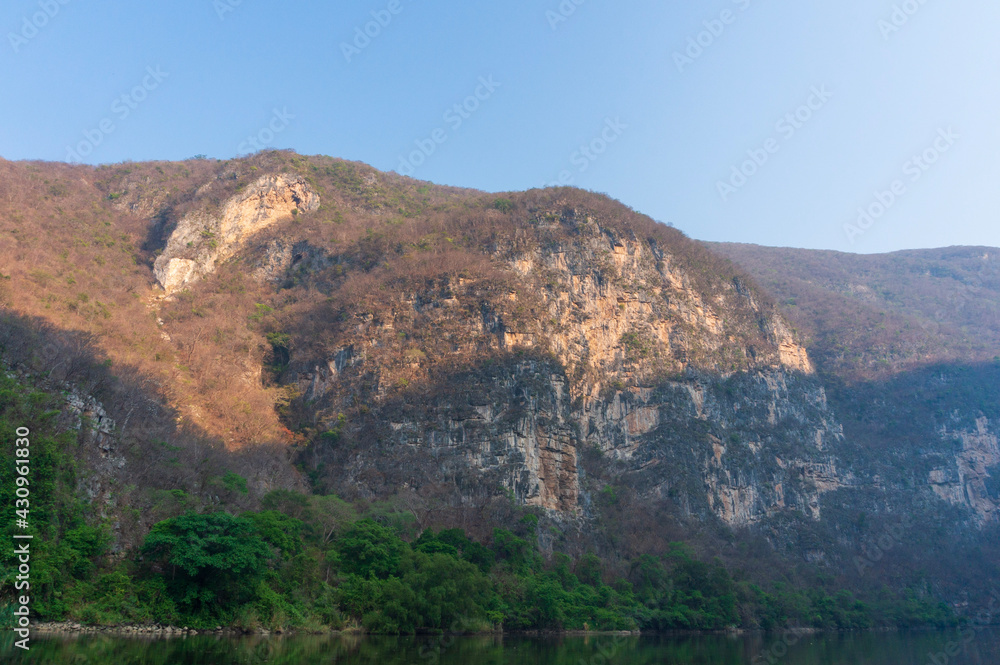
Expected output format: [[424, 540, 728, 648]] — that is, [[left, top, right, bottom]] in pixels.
[[498, 224, 815, 383], [287, 217, 838, 524], [930, 417, 1000, 522], [154, 174, 319, 293]]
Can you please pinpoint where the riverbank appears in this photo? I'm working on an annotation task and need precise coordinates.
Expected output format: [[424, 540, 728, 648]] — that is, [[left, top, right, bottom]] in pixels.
[[28, 622, 638, 638], [8, 626, 1000, 665], [30, 622, 297, 637], [24, 623, 826, 639]]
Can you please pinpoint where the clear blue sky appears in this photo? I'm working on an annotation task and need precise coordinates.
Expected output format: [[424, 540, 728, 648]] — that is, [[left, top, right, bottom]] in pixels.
[[3, 0, 998, 253]]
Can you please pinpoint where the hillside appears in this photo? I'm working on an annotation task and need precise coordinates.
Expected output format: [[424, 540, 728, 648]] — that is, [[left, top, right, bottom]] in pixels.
[[1, 153, 997, 631], [712, 241, 1000, 594], [711, 242, 1000, 520], [710, 244, 1000, 380]]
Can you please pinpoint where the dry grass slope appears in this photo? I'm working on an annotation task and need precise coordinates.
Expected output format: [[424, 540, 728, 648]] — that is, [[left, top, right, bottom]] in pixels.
[[1, 152, 788, 449]]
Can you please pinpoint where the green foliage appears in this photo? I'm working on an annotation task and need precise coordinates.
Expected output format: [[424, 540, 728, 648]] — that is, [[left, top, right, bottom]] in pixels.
[[242, 511, 304, 557], [575, 553, 603, 587], [493, 198, 514, 214], [266, 332, 292, 349], [62, 525, 111, 578], [219, 471, 248, 495], [0, 373, 93, 620], [66, 565, 178, 626], [490, 528, 538, 574], [340, 550, 499, 634], [247, 302, 274, 323], [334, 519, 405, 580], [307, 494, 357, 543], [140, 513, 271, 619], [412, 528, 495, 574]]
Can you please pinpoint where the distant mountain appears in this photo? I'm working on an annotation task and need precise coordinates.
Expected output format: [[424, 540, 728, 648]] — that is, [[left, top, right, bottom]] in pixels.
[[710, 243, 1000, 380]]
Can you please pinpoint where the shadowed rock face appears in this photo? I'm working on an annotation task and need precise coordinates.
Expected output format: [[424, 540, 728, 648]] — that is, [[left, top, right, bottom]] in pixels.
[[930, 417, 1000, 522], [153, 174, 319, 294], [287, 218, 834, 520]]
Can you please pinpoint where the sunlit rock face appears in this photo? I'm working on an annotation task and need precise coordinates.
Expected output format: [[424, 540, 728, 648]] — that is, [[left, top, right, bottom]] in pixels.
[[285, 216, 836, 524], [154, 174, 319, 294]]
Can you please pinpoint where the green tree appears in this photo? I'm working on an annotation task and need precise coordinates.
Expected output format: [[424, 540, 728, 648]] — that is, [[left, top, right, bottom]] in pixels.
[[242, 510, 304, 558], [335, 519, 405, 580], [309, 494, 357, 544], [140, 512, 271, 619]]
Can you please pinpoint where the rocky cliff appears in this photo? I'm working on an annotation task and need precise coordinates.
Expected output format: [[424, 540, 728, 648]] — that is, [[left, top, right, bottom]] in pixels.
[[153, 174, 319, 294], [712, 243, 1000, 526], [1, 153, 996, 601], [284, 213, 842, 528]]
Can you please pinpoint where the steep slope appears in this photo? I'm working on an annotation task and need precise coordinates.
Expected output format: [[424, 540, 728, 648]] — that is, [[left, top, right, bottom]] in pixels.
[[280, 215, 840, 527], [1, 154, 997, 613], [712, 243, 1000, 567]]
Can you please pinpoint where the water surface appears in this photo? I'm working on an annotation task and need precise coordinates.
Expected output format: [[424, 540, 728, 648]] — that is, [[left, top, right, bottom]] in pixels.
[[3, 628, 999, 664]]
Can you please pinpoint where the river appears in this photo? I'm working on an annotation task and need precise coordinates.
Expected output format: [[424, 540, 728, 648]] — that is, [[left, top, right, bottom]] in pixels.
[[3, 628, 999, 663]]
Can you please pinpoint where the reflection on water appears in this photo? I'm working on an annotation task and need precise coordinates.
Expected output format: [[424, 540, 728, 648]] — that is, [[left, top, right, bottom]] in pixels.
[[2, 628, 999, 664]]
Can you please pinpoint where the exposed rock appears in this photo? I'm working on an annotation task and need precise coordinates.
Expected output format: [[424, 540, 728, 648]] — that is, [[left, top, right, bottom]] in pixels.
[[153, 174, 319, 293], [930, 417, 999, 521], [251, 238, 333, 285], [290, 218, 841, 524]]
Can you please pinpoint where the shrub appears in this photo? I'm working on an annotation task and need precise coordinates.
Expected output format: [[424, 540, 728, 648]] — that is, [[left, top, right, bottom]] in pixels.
[[493, 198, 513, 214]]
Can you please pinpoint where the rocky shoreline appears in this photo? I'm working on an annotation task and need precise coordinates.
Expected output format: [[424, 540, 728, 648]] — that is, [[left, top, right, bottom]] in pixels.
[[25, 624, 827, 638], [29, 623, 638, 638], [30, 622, 291, 637]]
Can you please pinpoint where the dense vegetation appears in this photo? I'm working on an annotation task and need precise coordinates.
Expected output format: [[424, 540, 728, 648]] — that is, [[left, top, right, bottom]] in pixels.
[[0, 370, 956, 634]]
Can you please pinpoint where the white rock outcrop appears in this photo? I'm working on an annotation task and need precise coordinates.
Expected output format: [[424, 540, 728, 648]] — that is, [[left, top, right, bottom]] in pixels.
[[154, 174, 320, 293]]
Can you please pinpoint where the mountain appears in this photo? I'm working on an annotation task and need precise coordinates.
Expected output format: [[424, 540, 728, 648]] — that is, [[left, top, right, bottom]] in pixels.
[[710, 243, 1000, 379], [1, 152, 997, 627], [712, 243, 1000, 522]]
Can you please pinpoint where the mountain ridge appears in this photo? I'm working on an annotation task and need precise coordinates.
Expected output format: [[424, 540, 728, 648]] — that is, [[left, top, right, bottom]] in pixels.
[[1, 152, 997, 621]]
